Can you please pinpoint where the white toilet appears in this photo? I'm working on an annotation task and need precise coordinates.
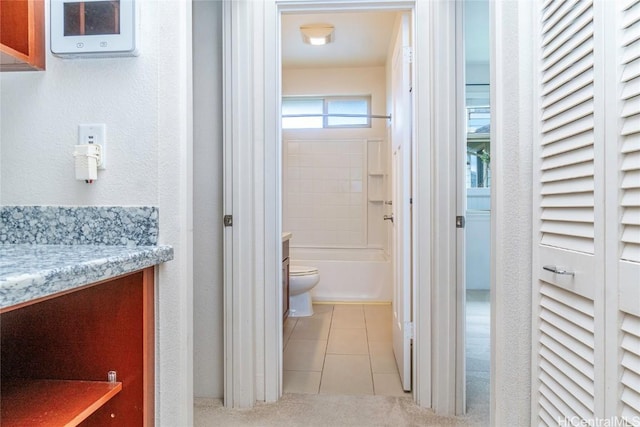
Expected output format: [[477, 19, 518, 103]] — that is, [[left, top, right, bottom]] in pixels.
[[288, 266, 320, 317]]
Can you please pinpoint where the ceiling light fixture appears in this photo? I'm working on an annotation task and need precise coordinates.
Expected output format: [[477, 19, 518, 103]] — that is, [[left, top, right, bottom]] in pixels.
[[300, 24, 334, 46]]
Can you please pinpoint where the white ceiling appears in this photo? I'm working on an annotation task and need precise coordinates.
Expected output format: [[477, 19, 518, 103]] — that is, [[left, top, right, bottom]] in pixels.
[[281, 12, 399, 69], [281, 2, 490, 69]]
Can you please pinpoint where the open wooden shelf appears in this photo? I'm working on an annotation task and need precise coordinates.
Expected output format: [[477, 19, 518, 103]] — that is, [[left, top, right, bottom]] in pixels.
[[1, 379, 122, 426], [0, 0, 45, 71], [1, 268, 155, 425]]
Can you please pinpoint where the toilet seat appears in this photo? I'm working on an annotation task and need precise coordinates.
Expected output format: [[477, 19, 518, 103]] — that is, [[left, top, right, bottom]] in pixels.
[[290, 266, 318, 276]]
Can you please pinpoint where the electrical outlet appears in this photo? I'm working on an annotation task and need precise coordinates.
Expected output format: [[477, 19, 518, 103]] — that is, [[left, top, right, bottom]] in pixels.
[[78, 124, 106, 169]]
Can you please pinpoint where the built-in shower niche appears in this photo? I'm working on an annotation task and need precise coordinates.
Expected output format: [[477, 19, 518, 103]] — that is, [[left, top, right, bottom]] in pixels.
[[366, 138, 389, 253]]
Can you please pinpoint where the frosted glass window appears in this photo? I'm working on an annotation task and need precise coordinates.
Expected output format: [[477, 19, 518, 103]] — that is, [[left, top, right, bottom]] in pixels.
[[326, 98, 370, 127], [282, 98, 323, 129], [282, 96, 371, 129]]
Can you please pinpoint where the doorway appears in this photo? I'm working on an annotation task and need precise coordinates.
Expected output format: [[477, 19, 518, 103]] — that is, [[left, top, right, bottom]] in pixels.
[[459, 0, 491, 419], [220, 0, 464, 414], [279, 8, 413, 397]]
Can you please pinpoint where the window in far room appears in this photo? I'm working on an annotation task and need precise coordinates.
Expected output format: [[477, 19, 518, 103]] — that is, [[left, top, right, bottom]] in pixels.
[[282, 96, 371, 129]]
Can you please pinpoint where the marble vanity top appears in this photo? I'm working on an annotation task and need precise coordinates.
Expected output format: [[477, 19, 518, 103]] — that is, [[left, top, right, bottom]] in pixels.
[[0, 206, 174, 310]]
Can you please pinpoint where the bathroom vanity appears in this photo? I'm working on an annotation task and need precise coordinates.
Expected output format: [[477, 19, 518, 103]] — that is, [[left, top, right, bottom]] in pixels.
[[0, 206, 173, 426]]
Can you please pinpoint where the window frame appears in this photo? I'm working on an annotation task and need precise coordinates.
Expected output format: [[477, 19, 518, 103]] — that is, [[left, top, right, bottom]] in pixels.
[[281, 95, 372, 129]]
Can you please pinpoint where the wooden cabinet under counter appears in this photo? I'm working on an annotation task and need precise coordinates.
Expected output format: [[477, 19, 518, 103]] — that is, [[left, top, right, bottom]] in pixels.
[[283, 239, 290, 321], [0, 268, 154, 426], [0, 0, 45, 71]]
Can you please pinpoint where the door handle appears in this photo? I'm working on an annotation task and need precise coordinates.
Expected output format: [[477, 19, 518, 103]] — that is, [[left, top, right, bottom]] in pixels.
[[543, 265, 575, 276], [384, 214, 394, 223]]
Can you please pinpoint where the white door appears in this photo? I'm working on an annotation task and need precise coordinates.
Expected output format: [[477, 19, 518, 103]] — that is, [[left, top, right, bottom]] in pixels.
[[608, 0, 640, 419], [390, 12, 412, 392], [532, 0, 640, 422], [533, 0, 604, 421]]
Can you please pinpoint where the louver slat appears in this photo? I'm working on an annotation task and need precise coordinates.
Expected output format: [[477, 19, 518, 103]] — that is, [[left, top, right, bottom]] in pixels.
[[541, 115, 593, 146], [542, 68, 593, 106], [622, 312, 640, 336], [541, 85, 593, 122], [541, 146, 594, 171], [543, 8, 593, 66], [541, 234, 594, 253], [540, 347, 595, 394], [541, 208, 593, 222], [542, 0, 575, 38], [542, 42, 593, 86], [622, 387, 640, 414], [622, 351, 640, 377], [542, 0, 561, 15], [540, 382, 578, 420], [539, 0, 595, 255], [621, 313, 640, 418], [540, 192, 593, 207], [537, 279, 596, 421], [541, 100, 594, 133], [620, 1, 640, 263], [541, 221, 594, 240], [541, 176, 594, 196], [540, 359, 594, 409], [539, 396, 561, 427], [541, 161, 593, 183], [539, 369, 593, 419]]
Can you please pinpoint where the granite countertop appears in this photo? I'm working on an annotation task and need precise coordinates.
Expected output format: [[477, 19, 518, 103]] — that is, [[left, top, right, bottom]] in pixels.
[[0, 244, 173, 309], [0, 244, 174, 310]]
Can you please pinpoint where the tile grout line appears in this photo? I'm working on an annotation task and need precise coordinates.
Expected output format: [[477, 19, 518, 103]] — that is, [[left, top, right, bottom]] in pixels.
[[316, 304, 335, 394], [363, 306, 378, 395]]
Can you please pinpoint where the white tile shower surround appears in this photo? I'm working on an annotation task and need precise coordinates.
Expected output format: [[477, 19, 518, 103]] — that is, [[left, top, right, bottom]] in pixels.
[[284, 139, 369, 247]]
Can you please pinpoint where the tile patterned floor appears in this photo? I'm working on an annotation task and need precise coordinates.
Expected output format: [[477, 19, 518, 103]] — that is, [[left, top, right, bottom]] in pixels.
[[283, 295, 490, 415], [465, 290, 490, 416], [283, 303, 410, 396]]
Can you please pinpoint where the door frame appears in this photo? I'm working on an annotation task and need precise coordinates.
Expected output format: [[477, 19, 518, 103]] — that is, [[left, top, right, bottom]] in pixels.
[[221, 0, 460, 414], [454, 0, 467, 415]]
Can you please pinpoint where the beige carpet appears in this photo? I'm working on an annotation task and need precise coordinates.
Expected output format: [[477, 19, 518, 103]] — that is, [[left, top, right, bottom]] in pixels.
[[195, 393, 489, 426]]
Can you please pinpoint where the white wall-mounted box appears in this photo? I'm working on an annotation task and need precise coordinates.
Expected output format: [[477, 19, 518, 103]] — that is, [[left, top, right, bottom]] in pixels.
[[50, 0, 138, 58]]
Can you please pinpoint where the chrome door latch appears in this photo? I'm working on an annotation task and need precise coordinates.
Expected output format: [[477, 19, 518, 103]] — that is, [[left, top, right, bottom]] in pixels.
[[223, 215, 233, 227], [456, 216, 465, 228], [543, 265, 575, 276]]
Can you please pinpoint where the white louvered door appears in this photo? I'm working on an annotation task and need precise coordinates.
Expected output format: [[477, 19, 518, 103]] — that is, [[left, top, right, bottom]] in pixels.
[[533, 0, 605, 424], [533, 0, 640, 424], [614, 0, 640, 421]]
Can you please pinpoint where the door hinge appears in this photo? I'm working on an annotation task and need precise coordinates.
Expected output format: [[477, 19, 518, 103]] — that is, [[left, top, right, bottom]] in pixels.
[[456, 215, 465, 228], [403, 46, 413, 64], [405, 321, 414, 339], [223, 215, 233, 227]]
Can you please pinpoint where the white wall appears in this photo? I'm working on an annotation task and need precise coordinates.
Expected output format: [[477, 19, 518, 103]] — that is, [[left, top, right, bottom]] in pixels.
[[192, 0, 224, 399], [491, 0, 533, 424], [0, 0, 194, 424]]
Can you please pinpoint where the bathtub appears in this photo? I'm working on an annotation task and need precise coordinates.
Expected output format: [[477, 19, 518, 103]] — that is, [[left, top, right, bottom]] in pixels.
[[290, 247, 392, 302]]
